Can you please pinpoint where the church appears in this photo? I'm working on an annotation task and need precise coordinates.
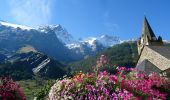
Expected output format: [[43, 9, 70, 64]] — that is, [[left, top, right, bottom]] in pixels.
[[136, 17, 170, 77]]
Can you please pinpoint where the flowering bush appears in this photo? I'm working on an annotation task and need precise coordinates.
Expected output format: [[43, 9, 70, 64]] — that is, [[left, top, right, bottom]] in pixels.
[[94, 55, 109, 76], [48, 55, 170, 100], [0, 77, 26, 100]]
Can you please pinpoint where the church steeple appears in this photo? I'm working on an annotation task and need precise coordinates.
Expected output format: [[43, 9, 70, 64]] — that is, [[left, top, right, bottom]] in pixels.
[[137, 17, 163, 55], [142, 16, 156, 40]]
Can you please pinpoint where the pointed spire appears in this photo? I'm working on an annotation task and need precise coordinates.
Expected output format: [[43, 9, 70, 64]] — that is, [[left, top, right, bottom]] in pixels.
[[142, 16, 156, 40]]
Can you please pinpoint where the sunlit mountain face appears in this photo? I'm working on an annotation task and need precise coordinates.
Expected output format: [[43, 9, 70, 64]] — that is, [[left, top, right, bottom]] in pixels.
[[0, 21, 120, 61], [0, 20, 120, 81]]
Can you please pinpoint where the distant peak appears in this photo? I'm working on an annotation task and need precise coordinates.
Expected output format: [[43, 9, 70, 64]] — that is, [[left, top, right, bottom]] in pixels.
[[38, 24, 64, 30]]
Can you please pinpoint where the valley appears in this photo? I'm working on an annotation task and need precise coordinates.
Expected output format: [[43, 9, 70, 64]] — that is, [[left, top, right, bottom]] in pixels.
[[0, 18, 170, 100], [0, 21, 128, 99]]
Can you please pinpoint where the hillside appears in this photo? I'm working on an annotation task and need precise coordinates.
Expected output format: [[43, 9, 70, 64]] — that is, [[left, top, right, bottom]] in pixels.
[[69, 41, 139, 73], [0, 46, 67, 80]]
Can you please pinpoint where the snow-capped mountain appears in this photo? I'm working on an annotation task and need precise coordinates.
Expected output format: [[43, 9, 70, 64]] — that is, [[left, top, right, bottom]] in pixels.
[[37, 25, 75, 44], [0, 20, 74, 44], [65, 35, 120, 49], [98, 35, 120, 46], [0, 20, 81, 61], [81, 35, 120, 47], [66, 35, 119, 49], [0, 20, 33, 30], [65, 35, 120, 57], [0, 20, 120, 60]]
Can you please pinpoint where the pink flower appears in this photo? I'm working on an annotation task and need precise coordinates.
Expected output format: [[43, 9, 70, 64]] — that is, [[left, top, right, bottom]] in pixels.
[[48, 65, 170, 100], [0, 77, 26, 100], [109, 75, 118, 83], [101, 71, 109, 76], [117, 67, 127, 71]]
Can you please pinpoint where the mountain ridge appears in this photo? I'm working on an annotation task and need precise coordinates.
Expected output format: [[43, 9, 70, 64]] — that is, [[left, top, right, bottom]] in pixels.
[[0, 20, 121, 61]]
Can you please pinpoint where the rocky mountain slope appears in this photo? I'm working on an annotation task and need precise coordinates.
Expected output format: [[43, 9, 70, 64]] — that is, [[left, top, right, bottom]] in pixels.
[[0, 45, 67, 80], [0, 21, 81, 62], [0, 21, 120, 61]]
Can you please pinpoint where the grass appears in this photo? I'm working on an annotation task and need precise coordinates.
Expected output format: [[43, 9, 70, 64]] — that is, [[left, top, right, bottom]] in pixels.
[[18, 79, 49, 100]]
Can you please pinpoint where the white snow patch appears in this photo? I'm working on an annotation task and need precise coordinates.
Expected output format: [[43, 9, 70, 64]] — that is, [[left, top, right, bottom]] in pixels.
[[32, 58, 50, 74], [0, 21, 34, 30], [66, 43, 80, 49], [82, 37, 97, 46]]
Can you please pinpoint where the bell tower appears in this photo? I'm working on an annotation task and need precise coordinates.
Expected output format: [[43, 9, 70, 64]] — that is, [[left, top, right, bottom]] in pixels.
[[137, 17, 163, 55]]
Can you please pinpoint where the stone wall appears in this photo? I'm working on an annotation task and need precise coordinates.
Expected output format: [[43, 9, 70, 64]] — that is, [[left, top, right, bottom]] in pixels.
[[137, 46, 170, 72]]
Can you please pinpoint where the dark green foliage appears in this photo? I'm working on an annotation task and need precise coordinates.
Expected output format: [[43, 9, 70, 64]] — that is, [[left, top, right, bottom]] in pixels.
[[104, 41, 138, 67], [69, 56, 97, 73], [35, 80, 55, 100], [0, 62, 33, 80], [69, 41, 138, 73]]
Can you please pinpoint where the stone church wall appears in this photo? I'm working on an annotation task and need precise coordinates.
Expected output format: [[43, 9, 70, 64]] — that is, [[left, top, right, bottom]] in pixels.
[[137, 46, 170, 71]]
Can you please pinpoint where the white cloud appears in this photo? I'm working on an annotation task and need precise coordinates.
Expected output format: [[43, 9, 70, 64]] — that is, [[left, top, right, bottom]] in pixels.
[[8, 0, 52, 26]]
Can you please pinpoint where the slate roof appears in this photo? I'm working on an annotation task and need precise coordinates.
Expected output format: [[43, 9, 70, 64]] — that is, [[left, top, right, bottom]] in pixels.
[[149, 46, 170, 61]]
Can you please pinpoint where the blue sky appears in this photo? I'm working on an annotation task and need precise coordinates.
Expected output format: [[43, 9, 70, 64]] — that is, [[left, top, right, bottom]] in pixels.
[[0, 0, 170, 40]]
